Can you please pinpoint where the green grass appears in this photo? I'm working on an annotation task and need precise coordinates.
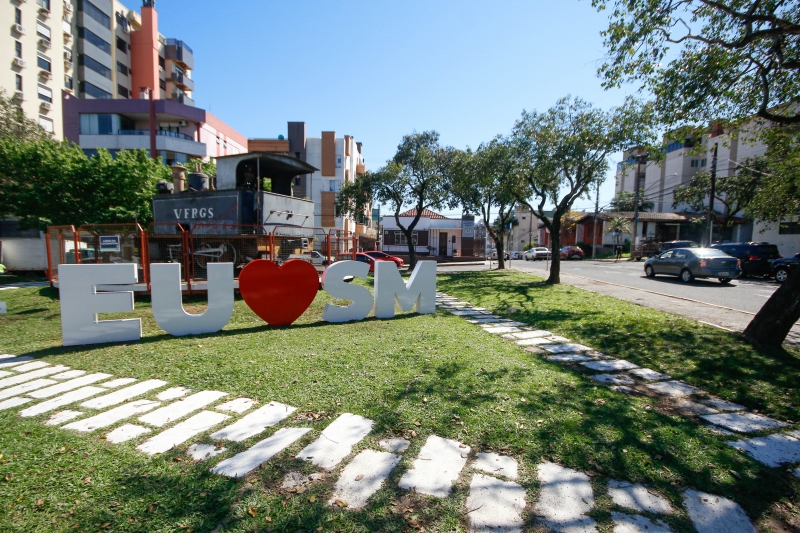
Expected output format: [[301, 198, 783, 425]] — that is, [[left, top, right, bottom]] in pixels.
[[0, 275, 798, 532]]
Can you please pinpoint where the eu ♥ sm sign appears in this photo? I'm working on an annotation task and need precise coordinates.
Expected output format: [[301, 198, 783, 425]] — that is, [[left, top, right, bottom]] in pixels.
[[58, 260, 436, 347]]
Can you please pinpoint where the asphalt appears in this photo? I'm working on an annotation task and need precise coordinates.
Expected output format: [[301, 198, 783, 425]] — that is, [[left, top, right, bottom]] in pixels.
[[438, 259, 800, 347]]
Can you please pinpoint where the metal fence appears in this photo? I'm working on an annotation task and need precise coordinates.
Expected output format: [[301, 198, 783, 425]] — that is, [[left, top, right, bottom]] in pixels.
[[46, 225, 79, 284], [190, 224, 268, 281], [146, 222, 189, 285], [329, 229, 357, 262], [77, 223, 147, 283], [271, 226, 330, 267]]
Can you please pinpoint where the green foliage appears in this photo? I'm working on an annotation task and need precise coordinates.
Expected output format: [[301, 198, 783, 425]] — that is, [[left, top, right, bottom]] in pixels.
[[610, 190, 654, 212], [0, 89, 49, 143], [745, 133, 800, 224], [183, 157, 216, 178], [592, 0, 800, 130], [606, 216, 632, 240]]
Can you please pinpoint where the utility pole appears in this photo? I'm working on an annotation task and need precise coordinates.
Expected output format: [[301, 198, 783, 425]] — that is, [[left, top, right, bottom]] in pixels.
[[707, 142, 719, 246], [632, 154, 646, 259], [592, 177, 600, 260]]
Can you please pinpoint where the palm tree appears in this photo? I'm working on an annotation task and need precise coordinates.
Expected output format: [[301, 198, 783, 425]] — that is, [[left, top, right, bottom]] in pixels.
[[606, 217, 631, 245]]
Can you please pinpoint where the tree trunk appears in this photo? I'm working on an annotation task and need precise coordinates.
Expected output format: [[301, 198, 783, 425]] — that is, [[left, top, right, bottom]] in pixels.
[[405, 229, 416, 269], [743, 270, 800, 347], [494, 234, 506, 270], [547, 220, 561, 284]]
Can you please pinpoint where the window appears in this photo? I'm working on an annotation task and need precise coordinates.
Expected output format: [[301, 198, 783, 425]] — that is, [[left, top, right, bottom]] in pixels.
[[158, 56, 165, 70], [159, 79, 166, 90], [37, 54, 51, 72], [779, 222, 800, 235], [115, 12, 128, 31], [690, 159, 707, 168], [336, 156, 342, 168], [38, 116, 54, 133], [78, 81, 111, 99], [80, 0, 110, 29], [37, 23, 51, 41], [15, 41, 22, 58], [79, 54, 111, 79], [38, 84, 53, 103], [64, 75, 73, 90], [395, 232, 418, 246], [15, 75, 22, 91], [116, 61, 128, 76], [64, 48, 72, 62], [80, 113, 117, 134], [78, 27, 111, 54], [37, 0, 51, 10], [117, 84, 128, 98], [116, 37, 127, 54], [15, 8, 21, 24]]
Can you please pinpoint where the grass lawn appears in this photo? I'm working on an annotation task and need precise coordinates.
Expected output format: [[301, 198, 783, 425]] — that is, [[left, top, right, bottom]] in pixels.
[[0, 272, 798, 532]]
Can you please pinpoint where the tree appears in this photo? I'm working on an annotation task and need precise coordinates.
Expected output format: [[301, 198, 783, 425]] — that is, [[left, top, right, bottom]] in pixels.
[[606, 217, 631, 245], [0, 90, 49, 143], [337, 131, 453, 267], [610, 190, 654, 212], [450, 139, 517, 269], [592, 0, 800, 130], [672, 157, 763, 233], [511, 96, 656, 284]]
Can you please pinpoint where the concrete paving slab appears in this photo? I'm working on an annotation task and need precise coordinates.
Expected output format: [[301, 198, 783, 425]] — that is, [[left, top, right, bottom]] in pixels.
[[187, 443, 227, 461], [646, 381, 703, 398], [378, 437, 410, 453], [100, 378, 137, 388], [701, 398, 746, 412], [450, 310, 486, 316], [105, 424, 151, 444], [19, 386, 106, 417], [546, 336, 572, 343], [11, 361, 51, 372], [156, 387, 190, 401], [673, 399, 719, 416], [473, 452, 518, 479], [328, 449, 401, 510], [611, 512, 672, 533], [683, 489, 756, 533], [466, 473, 526, 533], [482, 321, 526, 328], [546, 354, 594, 363], [591, 374, 635, 386], [511, 330, 553, 339], [64, 400, 160, 432], [0, 356, 33, 368], [706, 425, 735, 436], [216, 398, 256, 414], [0, 378, 58, 400], [482, 326, 523, 334], [139, 390, 227, 427], [28, 373, 113, 398], [607, 480, 673, 514], [81, 380, 167, 410], [582, 360, 639, 372], [0, 397, 32, 410], [211, 401, 296, 442], [701, 412, 787, 433], [0, 371, 11, 379], [399, 435, 470, 498], [727, 433, 800, 467], [535, 462, 597, 533], [45, 410, 83, 426], [0, 365, 69, 389], [297, 413, 374, 470], [610, 386, 637, 395], [51, 370, 87, 380], [517, 337, 557, 346], [628, 368, 671, 381], [541, 344, 593, 354], [466, 317, 505, 323], [212, 427, 312, 478], [137, 411, 230, 455]]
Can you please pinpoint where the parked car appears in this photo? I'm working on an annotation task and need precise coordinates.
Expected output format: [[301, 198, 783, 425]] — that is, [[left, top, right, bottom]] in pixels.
[[644, 247, 741, 283], [660, 240, 700, 253], [354, 252, 387, 273], [489, 250, 510, 260], [288, 250, 328, 266], [771, 253, 800, 283], [524, 247, 551, 261], [710, 242, 782, 277], [510, 251, 522, 260], [364, 251, 404, 267], [560, 246, 584, 260]]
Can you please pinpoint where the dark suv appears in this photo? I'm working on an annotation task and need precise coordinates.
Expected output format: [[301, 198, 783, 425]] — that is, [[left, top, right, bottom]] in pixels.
[[710, 242, 782, 277]]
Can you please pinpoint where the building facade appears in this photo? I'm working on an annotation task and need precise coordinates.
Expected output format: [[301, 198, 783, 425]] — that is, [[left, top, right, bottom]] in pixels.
[[2, 0, 195, 140], [382, 209, 477, 258]]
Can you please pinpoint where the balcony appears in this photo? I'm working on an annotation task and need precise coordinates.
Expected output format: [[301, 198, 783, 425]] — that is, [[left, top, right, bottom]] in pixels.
[[119, 129, 194, 141], [170, 93, 194, 107], [165, 39, 194, 70], [169, 71, 194, 91], [356, 163, 366, 175], [80, 130, 206, 157]]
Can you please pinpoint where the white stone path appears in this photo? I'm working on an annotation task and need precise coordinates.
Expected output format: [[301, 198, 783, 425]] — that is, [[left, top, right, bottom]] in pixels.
[[0, 293, 784, 531]]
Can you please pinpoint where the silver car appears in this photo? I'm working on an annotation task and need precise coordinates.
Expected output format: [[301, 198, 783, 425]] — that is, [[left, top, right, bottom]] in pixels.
[[644, 247, 741, 283]]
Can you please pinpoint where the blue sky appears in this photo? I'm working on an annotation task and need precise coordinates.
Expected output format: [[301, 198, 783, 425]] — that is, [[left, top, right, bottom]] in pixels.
[[156, 0, 639, 216]]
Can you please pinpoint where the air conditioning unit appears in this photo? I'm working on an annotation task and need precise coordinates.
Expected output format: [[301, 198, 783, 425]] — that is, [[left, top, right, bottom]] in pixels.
[[178, 120, 187, 127], [40, 69, 51, 79], [64, 60, 73, 69], [41, 102, 53, 111], [64, 32, 72, 42], [39, 38, 51, 49], [13, 57, 26, 68], [64, 2, 73, 12], [13, 91, 24, 101], [13, 24, 26, 35], [39, 6, 49, 16]]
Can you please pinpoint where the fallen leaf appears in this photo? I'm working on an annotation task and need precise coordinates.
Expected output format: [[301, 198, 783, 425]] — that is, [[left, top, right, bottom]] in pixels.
[[309, 495, 317, 503], [82, 477, 91, 485], [248, 506, 257, 517], [264, 515, 272, 522], [335, 499, 349, 507], [36, 499, 44, 506], [355, 474, 364, 481]]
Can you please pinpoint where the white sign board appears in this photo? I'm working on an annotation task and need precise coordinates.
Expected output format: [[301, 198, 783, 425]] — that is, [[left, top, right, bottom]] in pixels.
[[462, 220, 474, 238]]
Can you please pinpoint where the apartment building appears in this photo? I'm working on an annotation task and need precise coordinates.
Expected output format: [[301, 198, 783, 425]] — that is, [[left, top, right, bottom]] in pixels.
[[2, 0, 195, 140], [613, 128, 800, 255], [2, 0, 71, 138]]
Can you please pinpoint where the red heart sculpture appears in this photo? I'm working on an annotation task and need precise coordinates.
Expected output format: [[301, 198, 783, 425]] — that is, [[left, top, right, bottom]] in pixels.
[[238, 259, 320, 326]]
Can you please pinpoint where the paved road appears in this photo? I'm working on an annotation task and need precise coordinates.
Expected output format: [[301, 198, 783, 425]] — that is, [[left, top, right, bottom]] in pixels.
[[442, 259, 779, 314]]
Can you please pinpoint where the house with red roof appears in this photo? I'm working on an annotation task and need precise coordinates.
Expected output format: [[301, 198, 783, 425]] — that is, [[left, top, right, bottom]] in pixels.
[[381, 208, 476, 258]]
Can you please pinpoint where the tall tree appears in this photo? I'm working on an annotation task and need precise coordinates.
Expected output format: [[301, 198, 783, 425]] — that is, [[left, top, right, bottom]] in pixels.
[[511, 96, 655, 284], [337, 131, 453, 267], [610, 190, 655, 212], [450, 138, 517, 269]]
